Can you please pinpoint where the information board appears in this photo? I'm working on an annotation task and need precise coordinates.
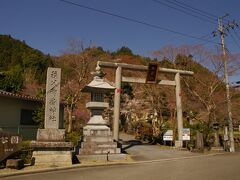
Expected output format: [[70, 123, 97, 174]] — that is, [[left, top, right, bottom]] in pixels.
[[0, 131, 22, 162], [182, 128, 190, 141], [163, 130, 173, 141]]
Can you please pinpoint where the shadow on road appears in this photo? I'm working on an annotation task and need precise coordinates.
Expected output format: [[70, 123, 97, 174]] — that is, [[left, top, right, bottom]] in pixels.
[[120, 139, 143, 152]]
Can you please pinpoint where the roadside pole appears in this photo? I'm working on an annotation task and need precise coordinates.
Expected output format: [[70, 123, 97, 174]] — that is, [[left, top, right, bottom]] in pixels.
[[218, 16, 235, 152]]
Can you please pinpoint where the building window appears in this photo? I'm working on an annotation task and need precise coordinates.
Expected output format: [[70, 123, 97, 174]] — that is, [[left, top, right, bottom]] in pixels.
[[20, 109, 35, 125]]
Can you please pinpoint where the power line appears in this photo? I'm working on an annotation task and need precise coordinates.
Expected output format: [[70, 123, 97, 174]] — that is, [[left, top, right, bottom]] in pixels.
[[170, 0, 218, 19], [60, 0, 219, 45], [152, 0, 216, 24], [164, 0, 217, 21], [165, 0, 230, 24], [198, 36, 218, 47], [233, 29, 240, 41], [228, 31, 240, 50], [199, 33, 215, 40]]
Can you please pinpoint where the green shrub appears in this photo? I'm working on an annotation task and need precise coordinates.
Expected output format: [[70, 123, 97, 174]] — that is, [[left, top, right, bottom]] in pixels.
[[65, 131, 82, 145], [19, 141, 33, 164]]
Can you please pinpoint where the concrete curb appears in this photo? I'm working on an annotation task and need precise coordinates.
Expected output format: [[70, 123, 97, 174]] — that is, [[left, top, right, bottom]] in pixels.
[[0, 152, 227, 178]]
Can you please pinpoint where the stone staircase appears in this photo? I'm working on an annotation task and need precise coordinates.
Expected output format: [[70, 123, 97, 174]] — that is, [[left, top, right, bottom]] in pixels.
[[79, 135, 121, 155], [76, 130, 127, 162]]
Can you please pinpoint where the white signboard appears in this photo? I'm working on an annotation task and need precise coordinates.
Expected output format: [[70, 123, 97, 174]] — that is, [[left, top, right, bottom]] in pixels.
[[163, 130, 173, 141], [182, 128, 190, 141], [224, 134, 228, 141]]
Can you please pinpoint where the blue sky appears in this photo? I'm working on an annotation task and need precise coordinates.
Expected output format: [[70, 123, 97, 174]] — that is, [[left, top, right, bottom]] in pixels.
[[1, 0, 240, 81]]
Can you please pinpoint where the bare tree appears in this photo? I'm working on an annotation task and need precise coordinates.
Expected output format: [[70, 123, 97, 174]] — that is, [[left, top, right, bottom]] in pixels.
[[143, 85, 172, 138], [59, 40, 96, 133], [152, 44, 240, 145]]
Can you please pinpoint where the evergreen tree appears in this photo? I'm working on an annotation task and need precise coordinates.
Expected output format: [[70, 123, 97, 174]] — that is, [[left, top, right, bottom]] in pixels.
[[0, 34, 53, 92]]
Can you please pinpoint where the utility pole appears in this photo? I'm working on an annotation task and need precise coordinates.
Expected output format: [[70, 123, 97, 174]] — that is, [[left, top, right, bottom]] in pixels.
[[217, 14, 235, 152]]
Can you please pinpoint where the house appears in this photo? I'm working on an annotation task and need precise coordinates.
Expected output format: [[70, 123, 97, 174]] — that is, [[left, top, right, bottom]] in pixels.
[[0, 90, 64, 140]]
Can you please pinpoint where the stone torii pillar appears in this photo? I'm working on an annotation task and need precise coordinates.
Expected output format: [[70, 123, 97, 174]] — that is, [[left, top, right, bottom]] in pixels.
[[175, 73, 183, 147], [113, 66, 122, 141]]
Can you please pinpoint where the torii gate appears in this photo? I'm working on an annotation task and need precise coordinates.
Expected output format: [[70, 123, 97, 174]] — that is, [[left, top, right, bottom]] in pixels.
[[98, 61, 194, 147]]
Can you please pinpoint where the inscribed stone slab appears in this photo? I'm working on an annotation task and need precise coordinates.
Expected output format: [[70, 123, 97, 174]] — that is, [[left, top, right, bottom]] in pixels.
[[44, 68, 61, 129]]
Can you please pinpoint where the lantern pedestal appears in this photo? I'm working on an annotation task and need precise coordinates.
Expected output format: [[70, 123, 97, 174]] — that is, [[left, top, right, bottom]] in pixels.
[[78, 99, 122, 156]]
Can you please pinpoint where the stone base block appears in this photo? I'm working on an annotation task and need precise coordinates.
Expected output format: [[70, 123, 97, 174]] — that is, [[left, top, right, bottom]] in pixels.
[[83, 136, 114, 143], [81, 141, 117, 149], [79, 134, 121, 155], [83, 125, 111, 136], [175, 140, 183, 148], [32, 151, 72, 167], [77, 153, 128, 162], [6, 159, 24, 170], [37, 129, 65, 142], [31, 141, 72, 150], [79, 125, 123, 160], [79, 147, 121, 155]]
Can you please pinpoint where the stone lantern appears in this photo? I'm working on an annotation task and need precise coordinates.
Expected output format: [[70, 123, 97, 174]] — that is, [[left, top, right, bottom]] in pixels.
[[81, 65, 115, 137], [78, 66, 125, 160], [213, 122, 220, 147]]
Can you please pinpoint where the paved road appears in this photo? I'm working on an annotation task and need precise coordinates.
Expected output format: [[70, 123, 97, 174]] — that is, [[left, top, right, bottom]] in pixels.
[[123, 143, 200, 161], [3, 153, 240, 180], [120, 132, 204, 161]]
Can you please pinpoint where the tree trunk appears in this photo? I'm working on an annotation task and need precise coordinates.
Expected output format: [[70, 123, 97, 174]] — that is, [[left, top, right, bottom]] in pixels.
[[67, 109, 73, 133]]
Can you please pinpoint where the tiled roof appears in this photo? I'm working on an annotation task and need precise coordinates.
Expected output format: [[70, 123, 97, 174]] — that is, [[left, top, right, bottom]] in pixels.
[[0, 90, 43, 102], [0, 90, 67, 105]]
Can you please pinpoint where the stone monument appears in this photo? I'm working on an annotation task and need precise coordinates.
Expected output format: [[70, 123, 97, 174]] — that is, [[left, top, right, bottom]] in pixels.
[[77, 65, 126, 161], [211, 122, 224, 151], [195, 131, 204, 152], [31, 68, 72, 166]]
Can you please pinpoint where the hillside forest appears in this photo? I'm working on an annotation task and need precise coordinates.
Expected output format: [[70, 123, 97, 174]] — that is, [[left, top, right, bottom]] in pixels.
[[1, 34, 240, 147]]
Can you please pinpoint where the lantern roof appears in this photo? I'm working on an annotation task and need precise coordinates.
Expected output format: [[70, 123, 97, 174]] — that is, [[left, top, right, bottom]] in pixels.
[[82, 65, 115, 93]]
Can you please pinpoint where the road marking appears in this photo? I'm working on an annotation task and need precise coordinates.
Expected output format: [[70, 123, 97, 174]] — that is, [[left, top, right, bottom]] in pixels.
[[128, 152, 227, 165]]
